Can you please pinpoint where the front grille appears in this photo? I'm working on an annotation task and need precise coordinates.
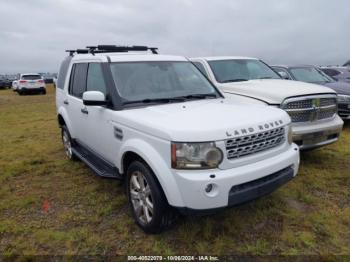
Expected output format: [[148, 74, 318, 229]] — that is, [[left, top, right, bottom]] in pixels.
[[338, 103, 350, 118], [282, 97, 337, 123], [225, 127, 285, 160]]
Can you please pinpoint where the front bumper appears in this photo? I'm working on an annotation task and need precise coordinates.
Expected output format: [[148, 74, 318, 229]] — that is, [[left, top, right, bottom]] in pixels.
[[291, 115, 343, 150], [338, 103, 350, 120], [172, 144, 299, 212]]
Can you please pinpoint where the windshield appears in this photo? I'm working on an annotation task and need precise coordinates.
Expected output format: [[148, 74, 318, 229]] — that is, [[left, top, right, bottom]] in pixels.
[[289, 67, 333, 83], [21, 75, 42, 80], [208, 59, 281, 83], [110, 61, 219, 102]]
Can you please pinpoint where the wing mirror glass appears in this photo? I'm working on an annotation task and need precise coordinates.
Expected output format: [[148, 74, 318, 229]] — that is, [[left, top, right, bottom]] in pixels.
[[83, 91, 107, 106], [278, 71, 290, 80]]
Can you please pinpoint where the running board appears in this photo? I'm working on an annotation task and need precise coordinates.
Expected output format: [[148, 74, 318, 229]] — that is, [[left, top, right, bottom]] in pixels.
[[72, 143, 122, 179]]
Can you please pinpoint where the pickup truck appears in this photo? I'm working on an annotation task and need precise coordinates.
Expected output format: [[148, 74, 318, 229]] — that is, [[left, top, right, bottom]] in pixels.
[[272, 65, 350, 120], [190, 56, 344, 150], [56, 46, 300, 233]]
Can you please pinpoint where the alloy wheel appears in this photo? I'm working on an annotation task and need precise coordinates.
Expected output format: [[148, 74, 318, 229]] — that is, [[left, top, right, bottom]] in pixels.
[[129, 171, 154, 225]]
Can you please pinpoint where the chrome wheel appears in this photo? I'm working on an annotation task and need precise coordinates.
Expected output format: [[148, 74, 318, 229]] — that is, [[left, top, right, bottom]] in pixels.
[[62, 129, 72, 159], [130, 171, 154, 225]]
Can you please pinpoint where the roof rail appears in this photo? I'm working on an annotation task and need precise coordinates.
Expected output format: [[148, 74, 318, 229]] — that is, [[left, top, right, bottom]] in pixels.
[[66, 45, 158, 56]]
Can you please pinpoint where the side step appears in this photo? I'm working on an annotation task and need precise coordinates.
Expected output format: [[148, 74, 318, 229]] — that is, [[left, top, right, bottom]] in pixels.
[[72, 142, 122, 179]]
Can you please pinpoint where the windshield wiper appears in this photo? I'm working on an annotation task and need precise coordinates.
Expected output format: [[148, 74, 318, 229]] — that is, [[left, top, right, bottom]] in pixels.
[[258, 76, 274, 79], [122, 97, 185, 105], [174, 93, 218, 100], [221, 79, 248, 83]]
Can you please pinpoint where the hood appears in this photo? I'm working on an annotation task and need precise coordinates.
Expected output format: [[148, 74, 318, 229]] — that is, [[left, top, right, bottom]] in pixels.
[[321, 81, 350, 95], [218, 79, 336, 104], [115, 99, 290, 142]]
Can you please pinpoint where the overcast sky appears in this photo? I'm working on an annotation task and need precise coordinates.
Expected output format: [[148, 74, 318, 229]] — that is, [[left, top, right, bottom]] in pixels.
[[0, 0, 349, 73]]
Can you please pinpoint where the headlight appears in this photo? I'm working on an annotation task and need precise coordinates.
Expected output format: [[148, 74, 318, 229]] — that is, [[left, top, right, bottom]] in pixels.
[[171, 142, 223, 169], [337, 94, 350, 103], [287, 124, 293, 145]]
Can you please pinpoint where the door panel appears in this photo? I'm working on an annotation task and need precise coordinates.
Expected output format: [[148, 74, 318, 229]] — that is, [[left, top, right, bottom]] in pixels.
[[81, 63, 121, 164], [66, 63, 89, 142]]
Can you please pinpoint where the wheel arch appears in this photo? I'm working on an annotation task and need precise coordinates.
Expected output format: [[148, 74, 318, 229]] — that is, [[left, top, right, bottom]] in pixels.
[[57, 107, 75, 138], [119, 140, 184, 207]]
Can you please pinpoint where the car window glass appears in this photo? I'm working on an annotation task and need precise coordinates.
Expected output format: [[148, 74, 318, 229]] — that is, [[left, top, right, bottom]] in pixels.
[[322, 69, 340, 77], [289, 67, 329, 83], [69, 63, 88, 98], [87, 63, 107, 95], [193, 62, 209, 77], [57, 56, 72, 90], [22, 75, 41, 80], [208, 59, 281, 83], [110, 61, 217, 102]]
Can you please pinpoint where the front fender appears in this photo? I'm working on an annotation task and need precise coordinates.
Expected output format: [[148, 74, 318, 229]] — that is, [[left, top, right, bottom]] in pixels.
[[119, 139, 184, 207]]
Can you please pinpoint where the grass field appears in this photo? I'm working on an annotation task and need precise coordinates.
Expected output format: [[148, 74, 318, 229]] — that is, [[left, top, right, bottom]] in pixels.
[[0, 85, 350, 256]]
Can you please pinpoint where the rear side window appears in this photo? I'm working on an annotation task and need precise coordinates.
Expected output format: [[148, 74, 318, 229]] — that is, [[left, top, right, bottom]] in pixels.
[[87, 63, 107, 95], [22, 75, 41, 80], [69, 63, 88, 98], [193, 62, 208, 77], [57, 56, 72, 90]]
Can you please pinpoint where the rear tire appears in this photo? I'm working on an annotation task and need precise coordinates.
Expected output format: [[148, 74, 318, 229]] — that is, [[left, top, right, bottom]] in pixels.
[[42, 89, 46, 95], [126, 161, 177, 234], [61, 125, 77, 161]]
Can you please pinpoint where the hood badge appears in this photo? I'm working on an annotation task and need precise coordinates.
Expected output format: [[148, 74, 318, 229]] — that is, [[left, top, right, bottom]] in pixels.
[[226, 120, 283, 137]]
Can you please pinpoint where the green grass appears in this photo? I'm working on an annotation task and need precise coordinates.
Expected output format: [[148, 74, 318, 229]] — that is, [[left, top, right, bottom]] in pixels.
[[0, 86, 350, 256]]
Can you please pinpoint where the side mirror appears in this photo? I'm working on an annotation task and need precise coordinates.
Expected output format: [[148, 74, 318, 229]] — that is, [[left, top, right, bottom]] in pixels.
[[83, 91, 107, 106], [278, 71, 290, 80]]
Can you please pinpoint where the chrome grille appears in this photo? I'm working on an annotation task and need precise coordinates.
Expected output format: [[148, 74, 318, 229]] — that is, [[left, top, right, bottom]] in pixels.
[[284, 100, 312, 109], [320, 98, 337, 107], [282, 96, 337, 123], [225, 127, 285, 159]]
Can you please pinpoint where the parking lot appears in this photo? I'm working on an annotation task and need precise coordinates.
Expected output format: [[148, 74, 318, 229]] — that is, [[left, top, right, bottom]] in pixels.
[[0, 85, 349, 255]]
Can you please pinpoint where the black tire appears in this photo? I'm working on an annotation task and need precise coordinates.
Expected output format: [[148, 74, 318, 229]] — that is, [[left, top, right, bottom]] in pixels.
[[18, 90, 24, 95], [61, 125, 77, 161], [126, 161, 177, 234], [42, 89, 46, 95]]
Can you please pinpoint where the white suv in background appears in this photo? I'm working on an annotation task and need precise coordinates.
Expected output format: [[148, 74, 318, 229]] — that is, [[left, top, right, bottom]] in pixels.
[[190, 57, 344, 150], [56, 46, 299, 233], [12, 73, 46, 95]]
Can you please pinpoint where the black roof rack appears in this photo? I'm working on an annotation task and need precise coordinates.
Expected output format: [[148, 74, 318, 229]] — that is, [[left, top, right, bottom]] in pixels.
[[66, 45, 158, 56]]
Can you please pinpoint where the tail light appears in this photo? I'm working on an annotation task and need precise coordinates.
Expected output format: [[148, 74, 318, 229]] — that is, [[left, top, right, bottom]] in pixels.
[[19, 80, 27, 83], [38, 80, 45, 83]]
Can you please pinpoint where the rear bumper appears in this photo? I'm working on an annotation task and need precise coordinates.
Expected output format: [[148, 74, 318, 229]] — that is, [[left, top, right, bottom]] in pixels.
[[18, 87, 45, 93], [291, 115, 343, 150]]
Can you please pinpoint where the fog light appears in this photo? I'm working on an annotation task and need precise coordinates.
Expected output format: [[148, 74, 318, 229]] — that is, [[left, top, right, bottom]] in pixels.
[[205, 184, 213, 193]]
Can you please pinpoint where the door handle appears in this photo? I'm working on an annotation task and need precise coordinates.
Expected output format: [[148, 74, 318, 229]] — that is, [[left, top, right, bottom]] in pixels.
[[81, 107, 89, 114], [63, 99, 69, 105]]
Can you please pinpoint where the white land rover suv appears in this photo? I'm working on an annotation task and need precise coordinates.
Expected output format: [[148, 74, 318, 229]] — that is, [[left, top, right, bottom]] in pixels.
[[56, 46, 300, 233], [190, 57, 344, 150]]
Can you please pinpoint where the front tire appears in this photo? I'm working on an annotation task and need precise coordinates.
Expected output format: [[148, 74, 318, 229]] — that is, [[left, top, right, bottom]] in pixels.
[[126, 161, 177, 234]]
